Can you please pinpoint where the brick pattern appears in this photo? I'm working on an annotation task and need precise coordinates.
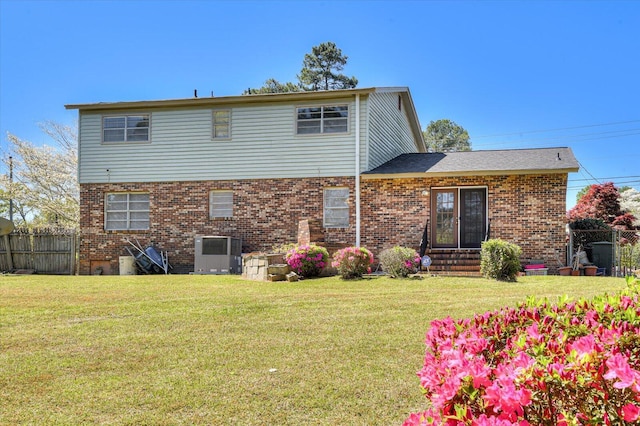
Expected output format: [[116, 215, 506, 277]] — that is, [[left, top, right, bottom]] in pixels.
[[79, 173, 568, 274], [79, 178, 356, 274], [359, 174, 568, 273]]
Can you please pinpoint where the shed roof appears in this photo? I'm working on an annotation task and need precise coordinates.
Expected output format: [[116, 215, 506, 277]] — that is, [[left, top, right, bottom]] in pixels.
[[362, 147, 579, 178]]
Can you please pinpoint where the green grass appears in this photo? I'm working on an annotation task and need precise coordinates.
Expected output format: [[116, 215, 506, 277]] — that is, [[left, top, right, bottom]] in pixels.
[[0, 274, 627, 425]]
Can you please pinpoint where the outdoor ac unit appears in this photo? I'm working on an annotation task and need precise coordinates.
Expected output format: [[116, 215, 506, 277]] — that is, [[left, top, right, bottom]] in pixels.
[[193, 235, 242, 274]]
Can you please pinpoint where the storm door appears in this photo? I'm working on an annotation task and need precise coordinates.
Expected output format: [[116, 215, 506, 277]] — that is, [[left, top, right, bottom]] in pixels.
[[459, 188, 486, 248], [431, 187, 487, 249]]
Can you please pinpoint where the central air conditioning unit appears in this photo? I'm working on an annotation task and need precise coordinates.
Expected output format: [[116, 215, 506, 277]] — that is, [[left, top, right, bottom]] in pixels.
[[193, 235, 242, 274]]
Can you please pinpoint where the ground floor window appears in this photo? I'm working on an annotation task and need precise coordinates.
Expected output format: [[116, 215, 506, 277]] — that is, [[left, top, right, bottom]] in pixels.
[[105, 193, 150, 230], [323, 187, 349, 228], [431, 187, 487, 249], [210, 190, 233, 219]]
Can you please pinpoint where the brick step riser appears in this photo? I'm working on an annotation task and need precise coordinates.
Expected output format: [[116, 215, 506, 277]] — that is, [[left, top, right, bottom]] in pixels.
[[430, 260, 480, 266], [427, 266, 481, 272]]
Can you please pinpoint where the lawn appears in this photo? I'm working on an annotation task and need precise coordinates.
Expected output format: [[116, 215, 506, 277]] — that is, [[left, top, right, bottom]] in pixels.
[[0, 274, 627, 425]]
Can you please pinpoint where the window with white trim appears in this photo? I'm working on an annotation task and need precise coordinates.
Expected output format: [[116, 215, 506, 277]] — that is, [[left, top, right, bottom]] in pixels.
[[103, 115, 150, 143], [210, 190, 233, 219], [297, 105, 348, 134], [105, 193, 150, 230], [213, 110, 231, 139], [323, 188, 349, 228]]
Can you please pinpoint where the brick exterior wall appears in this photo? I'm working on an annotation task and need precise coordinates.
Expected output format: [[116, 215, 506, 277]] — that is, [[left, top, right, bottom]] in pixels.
[[360, 173, 569, 272], [79, 178, 356, 275], [79, 173, 568, 274]]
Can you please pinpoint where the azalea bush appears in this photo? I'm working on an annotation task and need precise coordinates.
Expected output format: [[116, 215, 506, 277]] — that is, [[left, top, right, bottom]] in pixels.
[[480, 239, 523, 282], [405, 275, 640, 425], [284, 244, 329, 277], [379, 246, 420, 278], [331, 246, 374, 279]]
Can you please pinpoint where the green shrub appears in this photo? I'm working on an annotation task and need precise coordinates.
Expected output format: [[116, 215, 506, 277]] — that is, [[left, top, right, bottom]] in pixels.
[[379, 246, 420, 278], [480, 238, 522, 281], [569, 218, 611, 230]]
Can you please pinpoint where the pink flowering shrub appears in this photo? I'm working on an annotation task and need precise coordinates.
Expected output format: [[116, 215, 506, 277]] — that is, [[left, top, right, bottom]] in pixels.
[[285, 244, 329, 277], [379, 246, 421, 278], [405, 275, 640, 425], [331, 246, 374, 279]]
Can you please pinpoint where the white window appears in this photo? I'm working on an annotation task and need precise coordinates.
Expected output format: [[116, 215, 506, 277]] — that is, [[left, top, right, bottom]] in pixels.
[[297, 105, 348, 134], [103, 115, 150, 143], [210, 190, 233, 218], [213, 110, 231, 139], [105, 193, 150, 230], [324, 188, 349, 228]]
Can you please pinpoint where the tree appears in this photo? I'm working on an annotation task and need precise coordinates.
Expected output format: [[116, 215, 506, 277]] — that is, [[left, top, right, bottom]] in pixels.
[[298, 42, 358, 91], [567, 182, 636, 230], [620, 187, 640, 227], [1, 121, 79, 228], [243, 78, 301, 95], [422, 119, 471, 152], [245, 42, 358, 94], [576, 185, 591, 204]]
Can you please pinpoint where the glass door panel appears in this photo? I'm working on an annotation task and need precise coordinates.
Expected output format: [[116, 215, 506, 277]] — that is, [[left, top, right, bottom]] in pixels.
[[432, 189, 457, 248]]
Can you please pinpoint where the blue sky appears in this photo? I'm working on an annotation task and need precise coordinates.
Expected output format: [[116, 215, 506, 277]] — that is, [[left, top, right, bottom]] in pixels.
[[1, 0, 639, 209]]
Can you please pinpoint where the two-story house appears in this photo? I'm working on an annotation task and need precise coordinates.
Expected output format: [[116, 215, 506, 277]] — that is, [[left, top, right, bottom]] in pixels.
[[66, 87, 578, 275]]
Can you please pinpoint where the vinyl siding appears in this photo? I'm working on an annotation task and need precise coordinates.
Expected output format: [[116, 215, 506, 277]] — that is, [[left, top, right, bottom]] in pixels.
[[366, 91, 418, 171], [78, 98, 364, 184]]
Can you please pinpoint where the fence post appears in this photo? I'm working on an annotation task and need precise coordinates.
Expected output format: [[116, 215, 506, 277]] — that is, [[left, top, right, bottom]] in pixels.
[[70, 231, 76, 275], [613, 230, 618, 278], [3, 234, 13, 270]]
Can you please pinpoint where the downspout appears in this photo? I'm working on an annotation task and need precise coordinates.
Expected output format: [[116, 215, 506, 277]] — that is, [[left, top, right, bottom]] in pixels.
[[355, 94, 361, 247]]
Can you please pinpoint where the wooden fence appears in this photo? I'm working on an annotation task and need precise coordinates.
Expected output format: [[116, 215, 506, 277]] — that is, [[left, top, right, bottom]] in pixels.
[[0, 228, 77, 275]]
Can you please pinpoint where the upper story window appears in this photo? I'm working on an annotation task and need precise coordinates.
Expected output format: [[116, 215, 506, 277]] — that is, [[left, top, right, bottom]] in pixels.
[[213, 110, 231, 139], [296, 105, 348, 135], [105, 193, 150, 230], [103, 115, 150, 143]]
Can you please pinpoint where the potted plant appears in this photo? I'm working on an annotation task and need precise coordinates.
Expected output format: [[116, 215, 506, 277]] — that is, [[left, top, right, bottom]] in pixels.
[[571, 245, 584, 276], [556, 252, 572, 276], [558, 266, 572, 276], [584, 265, 598, 276]]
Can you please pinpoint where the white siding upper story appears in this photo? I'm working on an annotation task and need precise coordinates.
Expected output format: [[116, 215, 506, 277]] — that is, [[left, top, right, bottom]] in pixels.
[[367, 90, 422, 170], [70, 88, 425, 184]]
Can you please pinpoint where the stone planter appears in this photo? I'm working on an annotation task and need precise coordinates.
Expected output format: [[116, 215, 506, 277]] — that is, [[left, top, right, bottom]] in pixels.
[[243, 253, 285, 281]]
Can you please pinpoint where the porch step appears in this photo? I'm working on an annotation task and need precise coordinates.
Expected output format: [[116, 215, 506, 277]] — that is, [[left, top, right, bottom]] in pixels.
[[422, 250, 482, 277]]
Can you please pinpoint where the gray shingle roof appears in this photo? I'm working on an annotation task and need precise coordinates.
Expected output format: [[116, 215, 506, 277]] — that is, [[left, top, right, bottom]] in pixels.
[[363, 147, 579, 177]]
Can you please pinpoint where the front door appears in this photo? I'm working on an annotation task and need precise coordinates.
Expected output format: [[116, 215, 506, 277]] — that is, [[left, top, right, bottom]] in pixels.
[[431, 188, 487, 249]]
